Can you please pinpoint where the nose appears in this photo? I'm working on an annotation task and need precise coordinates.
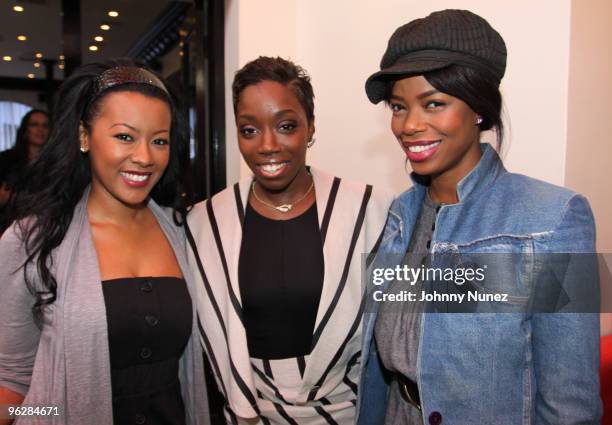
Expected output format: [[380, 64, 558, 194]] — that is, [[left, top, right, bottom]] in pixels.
[[258, 129, 281, 155], [131, 140, 153, 167], [402, 108, 427, 135]]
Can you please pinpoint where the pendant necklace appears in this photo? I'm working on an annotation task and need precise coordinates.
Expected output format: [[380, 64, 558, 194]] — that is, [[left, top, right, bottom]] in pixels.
[[251, 179, 314, 213]]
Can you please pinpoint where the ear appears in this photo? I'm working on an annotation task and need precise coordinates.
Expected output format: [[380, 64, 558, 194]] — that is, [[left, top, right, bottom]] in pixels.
[[308, 121, 315, 140], [79, 122, 89, 153]]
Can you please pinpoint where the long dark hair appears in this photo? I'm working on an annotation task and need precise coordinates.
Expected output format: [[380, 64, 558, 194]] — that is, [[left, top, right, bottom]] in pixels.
[[13, 109, 49, 164], [8, 58, 190, 322]]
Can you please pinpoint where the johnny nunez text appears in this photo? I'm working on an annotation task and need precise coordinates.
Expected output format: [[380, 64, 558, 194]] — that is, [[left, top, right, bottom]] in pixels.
[[372, 290, 509, 303]]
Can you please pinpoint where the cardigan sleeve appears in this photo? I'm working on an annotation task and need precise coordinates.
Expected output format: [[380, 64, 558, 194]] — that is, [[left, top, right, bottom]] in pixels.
[[0, 223, 41, 395], [532, 194, 601, 424]]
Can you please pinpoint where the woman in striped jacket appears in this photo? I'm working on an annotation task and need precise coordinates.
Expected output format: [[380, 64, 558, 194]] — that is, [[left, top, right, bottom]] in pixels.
[[185, 56, 393, 424]]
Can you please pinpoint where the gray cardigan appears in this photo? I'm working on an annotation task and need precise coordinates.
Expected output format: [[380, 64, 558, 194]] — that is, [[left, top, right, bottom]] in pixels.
[[0, 190, 210, 424]]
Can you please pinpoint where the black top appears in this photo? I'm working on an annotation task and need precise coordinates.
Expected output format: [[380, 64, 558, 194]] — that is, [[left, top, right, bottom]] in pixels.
[[102, 276, 192, 425], [239, 202, 325, 360]]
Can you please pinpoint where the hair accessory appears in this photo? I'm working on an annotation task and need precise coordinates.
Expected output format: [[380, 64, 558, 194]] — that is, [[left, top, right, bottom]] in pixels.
[[94, 66, 169, 97], [307, 137, 316, 148], [251, 178, 314, 213], [476, 116, 484, 125], [365, 9, 507, 104]]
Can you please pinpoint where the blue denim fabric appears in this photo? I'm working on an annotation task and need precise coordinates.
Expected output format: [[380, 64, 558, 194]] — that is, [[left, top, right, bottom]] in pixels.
[[357, 144, 601, 425]]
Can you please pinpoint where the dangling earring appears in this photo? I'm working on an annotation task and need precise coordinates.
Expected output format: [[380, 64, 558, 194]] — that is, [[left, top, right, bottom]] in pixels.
[[307, 137, 316, 148], [476, 116, 483, 126], [80, 146, 89, 153]]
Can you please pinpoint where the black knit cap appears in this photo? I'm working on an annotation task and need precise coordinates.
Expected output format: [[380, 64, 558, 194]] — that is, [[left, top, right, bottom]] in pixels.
[[365, 9, 507, 104]]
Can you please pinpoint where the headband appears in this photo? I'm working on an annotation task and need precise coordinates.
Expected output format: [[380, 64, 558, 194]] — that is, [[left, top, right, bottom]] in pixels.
[[94, 66, 169, 97]]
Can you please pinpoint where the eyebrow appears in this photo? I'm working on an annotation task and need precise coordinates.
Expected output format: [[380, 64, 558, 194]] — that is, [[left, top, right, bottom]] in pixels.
[[237, 109, 297, 121], [109, 123, 169, 135], [390, 89, 440, 101]]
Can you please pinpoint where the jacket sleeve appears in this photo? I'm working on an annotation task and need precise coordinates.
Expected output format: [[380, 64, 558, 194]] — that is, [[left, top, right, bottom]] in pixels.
[[532, 194, 601, 424], [0, 223, 41, 395]]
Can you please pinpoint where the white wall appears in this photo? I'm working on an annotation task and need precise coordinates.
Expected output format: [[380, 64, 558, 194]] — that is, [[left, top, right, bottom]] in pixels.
[[225, 0, 572, 194]]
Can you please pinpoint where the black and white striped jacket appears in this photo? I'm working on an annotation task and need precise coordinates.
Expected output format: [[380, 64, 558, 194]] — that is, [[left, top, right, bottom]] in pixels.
[[185, 167, 394, 424]]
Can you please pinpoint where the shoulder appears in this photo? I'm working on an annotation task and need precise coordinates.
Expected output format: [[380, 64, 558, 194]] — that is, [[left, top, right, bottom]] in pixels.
[[187, 184, 242, 228], [494, 173, 592, 230]]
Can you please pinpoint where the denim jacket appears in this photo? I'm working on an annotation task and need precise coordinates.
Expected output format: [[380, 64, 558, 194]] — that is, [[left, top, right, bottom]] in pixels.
[[357, 144, 601, 425]]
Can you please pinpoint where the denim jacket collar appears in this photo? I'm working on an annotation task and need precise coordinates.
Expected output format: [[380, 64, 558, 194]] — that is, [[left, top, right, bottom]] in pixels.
[[408, 143, 505, 203]]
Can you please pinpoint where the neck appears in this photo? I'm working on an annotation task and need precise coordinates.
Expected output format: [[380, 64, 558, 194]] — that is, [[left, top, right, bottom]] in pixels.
[[428, 142, 483, 204], [87, 187, 150, 226], [255, 166, 312, 205], [27, 144, 41, 163]]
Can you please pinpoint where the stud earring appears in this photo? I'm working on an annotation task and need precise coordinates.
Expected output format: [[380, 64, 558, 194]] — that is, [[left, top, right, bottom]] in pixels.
[[80, 146, 88, 153], [476, 116, 483, 126], [307, 137, 316, 148]]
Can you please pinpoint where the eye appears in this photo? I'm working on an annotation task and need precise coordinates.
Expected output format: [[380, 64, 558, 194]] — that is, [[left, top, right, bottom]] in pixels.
[[278, 121, 297, 133], [152, 138, 169, 146], [425, 100, 445, 109], [114, 133, 134, 142], [239, 126, 258, 137], [390, 103, 405, 113]]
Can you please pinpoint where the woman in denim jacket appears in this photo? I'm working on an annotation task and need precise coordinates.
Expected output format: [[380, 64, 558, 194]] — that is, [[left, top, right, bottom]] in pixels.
[[357, 9, 600, 425]]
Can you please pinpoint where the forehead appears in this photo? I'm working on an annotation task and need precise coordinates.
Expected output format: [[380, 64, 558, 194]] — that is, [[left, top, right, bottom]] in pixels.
[[94, 91, 171, 121], [237, 81, 303, 115], [28, 112, 48, 122]]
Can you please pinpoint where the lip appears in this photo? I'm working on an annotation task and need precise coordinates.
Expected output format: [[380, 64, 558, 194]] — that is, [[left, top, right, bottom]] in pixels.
[[119, 170, 153, 188], [401, 140, 442, 163], [256, 161, 289, 178]]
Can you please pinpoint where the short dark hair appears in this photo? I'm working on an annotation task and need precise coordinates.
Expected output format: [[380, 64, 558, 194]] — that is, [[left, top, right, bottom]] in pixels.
[[385, 65, 504, 148], [232, 56, 315, 124]]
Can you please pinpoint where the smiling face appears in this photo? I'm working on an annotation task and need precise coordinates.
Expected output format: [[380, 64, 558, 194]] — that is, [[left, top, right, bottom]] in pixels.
[[390, 75, 482, 184], [82, 91, 171, 209], [25, 112, 49, 147], [236, 80, 314, 193]]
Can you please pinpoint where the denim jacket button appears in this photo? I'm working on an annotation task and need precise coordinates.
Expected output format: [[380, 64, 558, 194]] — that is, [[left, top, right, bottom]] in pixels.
[[429, 411, 442, 425]]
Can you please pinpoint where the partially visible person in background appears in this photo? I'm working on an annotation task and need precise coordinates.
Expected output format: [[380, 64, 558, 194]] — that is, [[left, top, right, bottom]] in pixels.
[[0, 109, 49, 234]]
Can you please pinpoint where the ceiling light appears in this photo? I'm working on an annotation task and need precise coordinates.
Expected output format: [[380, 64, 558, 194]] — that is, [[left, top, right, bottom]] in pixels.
[[108, 11, 119, 18], [94, 36, 104, 42], [59, 54, 65, 60], [58, 63, 65, 70], [100, 24, 110, 31], [17, 35, 27, 41], [34, 62, 40, 68], [27, 73, 35, 79], [35, 52, 43, 58], [13, 5, 24, 12], [3, 56, 12, 62], [89, 45, 99, 52]]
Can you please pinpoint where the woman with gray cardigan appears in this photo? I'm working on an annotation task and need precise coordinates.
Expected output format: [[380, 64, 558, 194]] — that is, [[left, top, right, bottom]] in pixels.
[[0, 59, 209, 425]]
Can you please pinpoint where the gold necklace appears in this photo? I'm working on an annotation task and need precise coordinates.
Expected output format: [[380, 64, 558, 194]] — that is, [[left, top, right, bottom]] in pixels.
[[251, 179, 314, 213]]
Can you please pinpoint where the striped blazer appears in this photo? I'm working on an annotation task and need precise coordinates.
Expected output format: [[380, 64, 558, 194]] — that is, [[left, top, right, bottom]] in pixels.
[[185, 167, 394, 424]]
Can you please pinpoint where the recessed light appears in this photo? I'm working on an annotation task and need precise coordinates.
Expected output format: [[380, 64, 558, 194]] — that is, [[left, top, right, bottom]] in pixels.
[[35, 52, 43, 58], [58, 63, 65, 70], [108, 11, 119, 18], [34, 62, 40, 68], [13, 5, 24, 12], [89, 45, 99, 52], [94, 36, 104, 42], [59, 54, 65, 60], [27, 73, 35, 79], [100, 24, 110, 31], [3, 56, 12, 62], [17, 35, 27, 41]]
